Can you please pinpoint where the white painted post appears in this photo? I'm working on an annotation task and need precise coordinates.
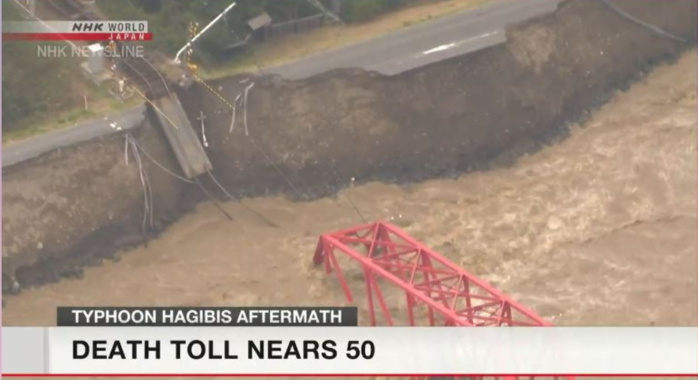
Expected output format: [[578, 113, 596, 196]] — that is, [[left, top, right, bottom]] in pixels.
[[174, 1, 237, 65], [198, 111, 209, 148]]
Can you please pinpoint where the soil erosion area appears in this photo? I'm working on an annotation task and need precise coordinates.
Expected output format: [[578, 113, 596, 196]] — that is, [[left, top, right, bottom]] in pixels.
[[2, 0, 696, 293], [4, 48, 697, 329]]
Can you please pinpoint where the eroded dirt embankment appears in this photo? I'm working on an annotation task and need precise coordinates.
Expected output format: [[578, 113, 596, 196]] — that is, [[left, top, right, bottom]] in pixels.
[[2, 0, 696, 292], [1, 117, 194, 291], [182, 0, 696, 201]]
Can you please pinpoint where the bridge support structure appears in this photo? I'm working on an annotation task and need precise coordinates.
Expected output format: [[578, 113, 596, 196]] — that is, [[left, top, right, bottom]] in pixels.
[[313, 221, 575, 380]]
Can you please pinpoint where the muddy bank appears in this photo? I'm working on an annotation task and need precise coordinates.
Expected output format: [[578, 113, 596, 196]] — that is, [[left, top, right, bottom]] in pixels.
[[1, 117, 195, 291], [4, 49, 696, 328], [181, 0, 696, 203], [2, 0, 696, 292]]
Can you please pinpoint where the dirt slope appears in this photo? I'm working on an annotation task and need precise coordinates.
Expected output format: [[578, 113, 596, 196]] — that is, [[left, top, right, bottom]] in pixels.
[[2, 0, 696, 292]]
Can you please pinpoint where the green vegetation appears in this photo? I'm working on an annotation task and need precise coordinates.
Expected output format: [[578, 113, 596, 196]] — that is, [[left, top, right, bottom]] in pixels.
[[2, 3, 76, 132], [2, 0, 485, 140], [97, 0, 321, 63], [3, 92, 139, 144], [2, 2, 132, 142], [97, 0, 416, 63], [195, 0, 487, 79], [340, 0, 412, 23]]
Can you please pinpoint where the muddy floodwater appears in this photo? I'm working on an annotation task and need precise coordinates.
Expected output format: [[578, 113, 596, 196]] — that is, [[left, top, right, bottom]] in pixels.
[[3, 50, 697, 329]]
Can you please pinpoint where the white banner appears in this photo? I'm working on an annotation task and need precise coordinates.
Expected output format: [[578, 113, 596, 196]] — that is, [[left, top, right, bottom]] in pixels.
[[3, 21, 148, 33], [3, 327, 698, 375]]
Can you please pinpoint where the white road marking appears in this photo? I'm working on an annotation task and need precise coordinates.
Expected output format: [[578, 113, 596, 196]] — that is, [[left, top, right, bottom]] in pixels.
[[422, 43, 457, 55], [418, 30, 502, 57]]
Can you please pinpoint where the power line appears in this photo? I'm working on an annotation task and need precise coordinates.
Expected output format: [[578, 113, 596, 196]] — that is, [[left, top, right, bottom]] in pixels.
[[194, 177, 235, 221], [131, 86, 180, 130], [190, 73, 368, 223], [206, 170, 280, 228], [127, 135, 194, 184], [127, 134, 238, 223], [125, 136, 155, 233], [249, 139, 305, 199], [327, 164, 367, 224], [599, 0, 687, 42]]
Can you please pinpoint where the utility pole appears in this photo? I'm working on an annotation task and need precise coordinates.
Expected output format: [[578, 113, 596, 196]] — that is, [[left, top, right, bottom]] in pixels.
[[26, 0, 36, 14], [174, 1, 237, 65], [185, 21, 199, 74], [109, 63, 120, 98], [306, 0, 343, 24], [329, 0, 342, 15]]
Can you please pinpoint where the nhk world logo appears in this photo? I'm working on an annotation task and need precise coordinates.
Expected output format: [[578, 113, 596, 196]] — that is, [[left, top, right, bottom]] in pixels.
[[3, 21, 152, 41]]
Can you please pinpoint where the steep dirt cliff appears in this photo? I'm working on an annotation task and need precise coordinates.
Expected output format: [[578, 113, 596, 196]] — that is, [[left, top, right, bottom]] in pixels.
[[2, 0, 696, 292], [2, 119, 193, 289], [180, 0, 695, 200]]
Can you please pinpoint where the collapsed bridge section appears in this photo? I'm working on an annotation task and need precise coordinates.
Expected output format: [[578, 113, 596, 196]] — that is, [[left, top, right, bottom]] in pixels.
[[313, 221, 548, 327], [313, 221, 574, 380], [117, 53, 212, 179]]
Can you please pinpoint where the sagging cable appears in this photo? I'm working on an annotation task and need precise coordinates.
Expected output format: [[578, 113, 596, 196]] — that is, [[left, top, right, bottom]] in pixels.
[[599, 0, 687, 42], [206, 170, 280, 228]]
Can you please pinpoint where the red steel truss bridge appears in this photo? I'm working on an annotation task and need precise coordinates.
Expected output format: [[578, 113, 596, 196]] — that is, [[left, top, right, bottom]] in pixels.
[[313, 221, 575, 380]]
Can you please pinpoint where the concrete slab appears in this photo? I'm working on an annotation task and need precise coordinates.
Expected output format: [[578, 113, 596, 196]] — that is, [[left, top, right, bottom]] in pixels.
[[151, 94, 212, 178]]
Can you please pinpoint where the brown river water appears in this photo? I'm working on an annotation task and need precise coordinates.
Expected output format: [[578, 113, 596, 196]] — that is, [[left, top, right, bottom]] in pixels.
[[2, 49, 697, 380]]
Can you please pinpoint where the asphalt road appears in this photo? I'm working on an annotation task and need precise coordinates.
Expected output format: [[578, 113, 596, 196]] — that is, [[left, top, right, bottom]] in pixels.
[[2, 105, 146, 168], [266, 0, 563, 79], [3, 0, 562, 168]]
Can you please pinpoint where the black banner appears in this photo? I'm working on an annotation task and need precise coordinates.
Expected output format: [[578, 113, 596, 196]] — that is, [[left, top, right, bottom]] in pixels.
[[57, 307, 358, 327]]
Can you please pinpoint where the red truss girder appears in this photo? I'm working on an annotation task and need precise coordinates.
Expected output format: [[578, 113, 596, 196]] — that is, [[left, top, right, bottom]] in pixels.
[[313, 221, 547, 327], [313, 221, 575, 380]]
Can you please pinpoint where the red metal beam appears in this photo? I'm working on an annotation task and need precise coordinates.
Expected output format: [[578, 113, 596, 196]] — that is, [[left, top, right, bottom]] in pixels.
[[313, 221, 575, 380], [313, 221, 548, 326]]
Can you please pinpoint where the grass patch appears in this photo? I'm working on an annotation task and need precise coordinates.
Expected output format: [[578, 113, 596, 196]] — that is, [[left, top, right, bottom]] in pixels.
[[2, 90, 141, 145], [198, 0, 490, 79], [1, 1, 132, 143]]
